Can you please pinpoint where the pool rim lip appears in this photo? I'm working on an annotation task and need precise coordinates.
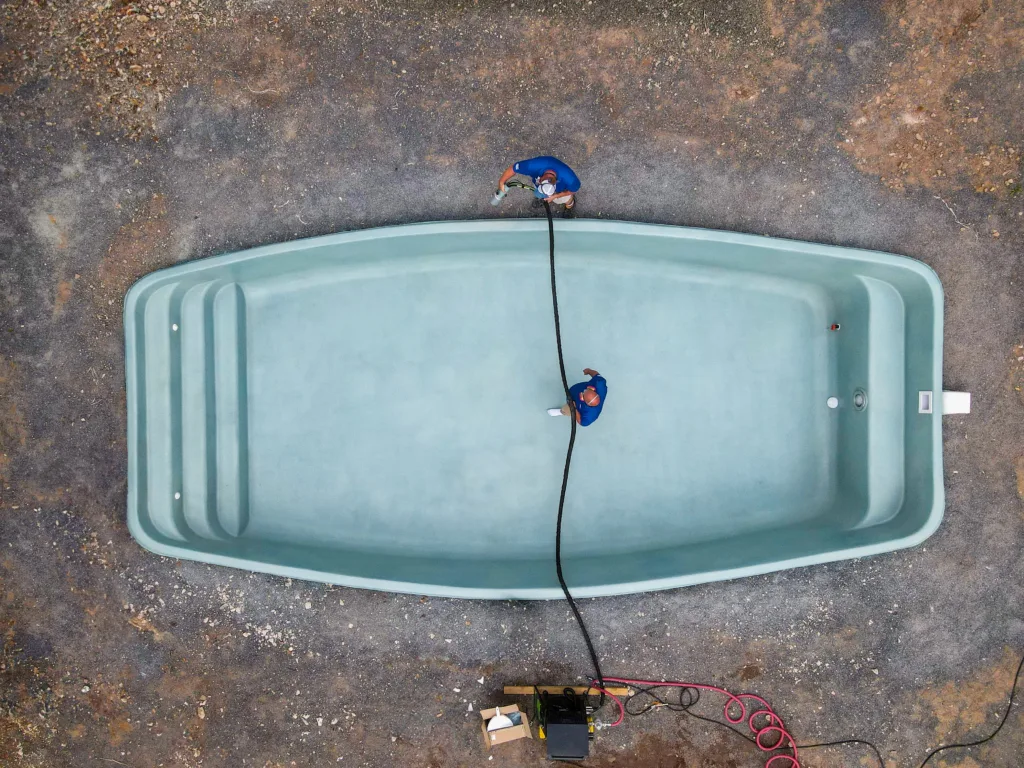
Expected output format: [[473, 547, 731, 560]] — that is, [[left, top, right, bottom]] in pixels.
[[124, 219, 945, 599]]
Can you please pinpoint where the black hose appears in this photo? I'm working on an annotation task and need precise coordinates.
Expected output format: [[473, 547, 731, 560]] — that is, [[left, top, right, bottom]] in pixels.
[[544, 200, 606, 704]]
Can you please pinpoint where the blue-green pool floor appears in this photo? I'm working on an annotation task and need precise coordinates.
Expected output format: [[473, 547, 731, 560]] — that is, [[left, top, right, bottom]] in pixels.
[[238, 251, 835, 560]]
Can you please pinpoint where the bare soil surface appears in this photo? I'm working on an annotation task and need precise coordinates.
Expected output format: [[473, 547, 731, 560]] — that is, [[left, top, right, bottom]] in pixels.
[[2, 1, 1023, 766]]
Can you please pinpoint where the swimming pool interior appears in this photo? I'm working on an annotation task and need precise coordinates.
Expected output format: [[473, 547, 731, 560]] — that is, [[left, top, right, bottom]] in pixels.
[[125, 221, 944, 597]]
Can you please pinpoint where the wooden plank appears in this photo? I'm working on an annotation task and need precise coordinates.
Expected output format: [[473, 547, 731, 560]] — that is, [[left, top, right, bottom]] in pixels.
[[503, 685, 630, 696]]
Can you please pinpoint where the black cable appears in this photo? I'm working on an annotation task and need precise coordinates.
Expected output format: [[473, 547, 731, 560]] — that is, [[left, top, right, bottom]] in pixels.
[[624, 684, 760, 748], [620, 686, 884, 768], [799, 650, 1023, 768], [915, 652, 1024, 768], [620, 652, 1023, 768], [797, 739, 885, 768], [624, 683, 701, 715], [624, 684, 882, 767], [544, 199, 606, 705]]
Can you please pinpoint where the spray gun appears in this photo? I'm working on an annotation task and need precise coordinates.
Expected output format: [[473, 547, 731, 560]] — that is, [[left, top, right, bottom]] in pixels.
[[491, 179, 536, 206]]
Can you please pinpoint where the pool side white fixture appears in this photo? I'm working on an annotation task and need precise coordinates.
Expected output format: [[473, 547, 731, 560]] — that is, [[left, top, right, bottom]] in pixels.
[[918, 391, 971, 415], [941, 391, 971, 414]]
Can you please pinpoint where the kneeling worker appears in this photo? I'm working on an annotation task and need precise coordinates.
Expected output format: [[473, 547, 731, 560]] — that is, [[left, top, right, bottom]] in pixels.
[[548, 368, 607, 426], [496, 155, 581, 214]]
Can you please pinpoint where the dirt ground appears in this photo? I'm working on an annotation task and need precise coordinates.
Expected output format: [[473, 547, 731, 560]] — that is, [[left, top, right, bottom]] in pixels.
[[1, 1, 1023, 766]]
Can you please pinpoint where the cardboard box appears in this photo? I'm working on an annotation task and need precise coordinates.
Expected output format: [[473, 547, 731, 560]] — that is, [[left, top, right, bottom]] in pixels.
[[480, 704, 532, 748]]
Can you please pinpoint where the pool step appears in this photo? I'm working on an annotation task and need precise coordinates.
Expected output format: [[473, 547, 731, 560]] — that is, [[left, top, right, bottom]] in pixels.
[[138, 279, 250, 542], [210, 283, 250, 538], [141, 282, 189, 543], [179, 281, 231, 541]]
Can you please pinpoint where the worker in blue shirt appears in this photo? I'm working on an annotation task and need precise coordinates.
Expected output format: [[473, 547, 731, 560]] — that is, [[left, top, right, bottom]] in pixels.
[[548, 368, 607, 426], [496, 155, 581, 214]]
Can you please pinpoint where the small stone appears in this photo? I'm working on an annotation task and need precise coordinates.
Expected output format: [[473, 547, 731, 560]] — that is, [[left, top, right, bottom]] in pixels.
[[197, 707, 205, 719], [81, 685, 90, 693]]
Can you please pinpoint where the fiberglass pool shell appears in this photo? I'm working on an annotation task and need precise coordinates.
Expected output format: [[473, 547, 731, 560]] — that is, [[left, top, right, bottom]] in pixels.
[[124, 219, 944, 598]]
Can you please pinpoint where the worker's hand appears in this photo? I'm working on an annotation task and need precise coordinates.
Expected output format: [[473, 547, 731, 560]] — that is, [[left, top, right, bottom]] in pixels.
[[583, 368, 599, 377]]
